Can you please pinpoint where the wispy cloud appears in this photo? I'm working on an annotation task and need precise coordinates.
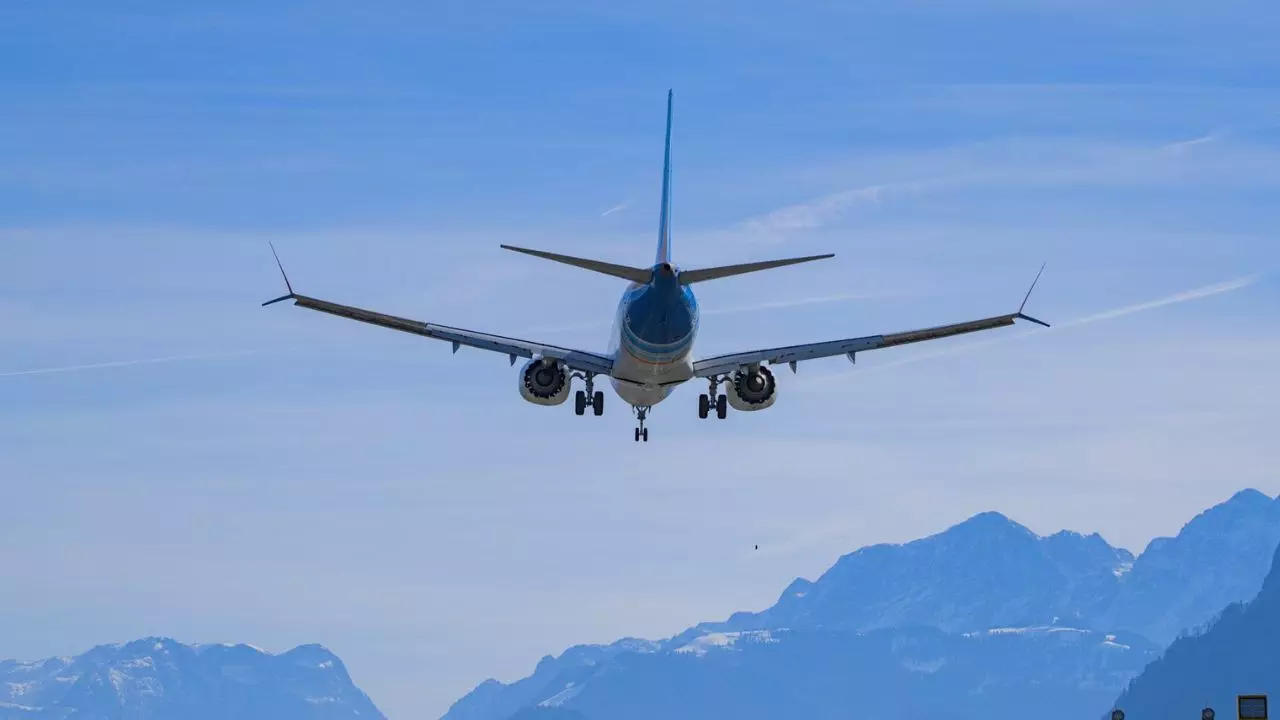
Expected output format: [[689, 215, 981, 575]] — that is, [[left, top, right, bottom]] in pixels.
[[743, 185, 886, 232], [1056, 274, 1260, 328], [732, 129, 1274, 243], [1161, 132, 1223, 154]]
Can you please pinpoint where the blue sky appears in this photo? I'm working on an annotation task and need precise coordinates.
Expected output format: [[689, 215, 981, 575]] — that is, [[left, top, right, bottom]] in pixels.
[[2, 2, 1279, 718]]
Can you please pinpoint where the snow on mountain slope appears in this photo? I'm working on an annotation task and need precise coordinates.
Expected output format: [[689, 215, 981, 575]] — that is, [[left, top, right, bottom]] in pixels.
[[442, 638, 659, 720], [0, 637, 384, 720], [444, 489, 1280, 720], [707, 489, 1280, 643], [444, 626, 1157, 720], [711, 510, 1135, 636]]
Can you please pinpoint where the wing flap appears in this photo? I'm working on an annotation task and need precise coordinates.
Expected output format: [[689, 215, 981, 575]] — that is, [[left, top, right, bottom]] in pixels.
[[692, 312, 1034, 378], [877, 314, 1017, 348], [284, 294, 614, 375], [692, 266, 1049, 377]]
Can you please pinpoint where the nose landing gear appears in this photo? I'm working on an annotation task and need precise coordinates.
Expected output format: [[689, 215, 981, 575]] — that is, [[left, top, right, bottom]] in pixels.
[[632, 405, 651, 442]]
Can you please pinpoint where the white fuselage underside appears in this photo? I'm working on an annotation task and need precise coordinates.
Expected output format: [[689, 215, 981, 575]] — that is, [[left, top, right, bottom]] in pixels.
[[606, 282, 695, 407]]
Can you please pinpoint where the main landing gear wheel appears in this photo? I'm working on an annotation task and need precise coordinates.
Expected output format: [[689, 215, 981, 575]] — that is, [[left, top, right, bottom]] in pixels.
[[700, 377, 729, 420], [632, 405, 650, 442], [574, 374, 604, 417]]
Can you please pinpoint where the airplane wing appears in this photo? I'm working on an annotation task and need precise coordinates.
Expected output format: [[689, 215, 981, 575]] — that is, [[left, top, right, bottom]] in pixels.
[[261, 247, 614, 376], [692, 312, 1047, 377], [692, 267, 1050, 378]]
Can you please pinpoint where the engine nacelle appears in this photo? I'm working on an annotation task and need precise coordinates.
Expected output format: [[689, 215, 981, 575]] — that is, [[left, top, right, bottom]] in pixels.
[[518, 357, 570, 406], [727, 365, 777, 411]]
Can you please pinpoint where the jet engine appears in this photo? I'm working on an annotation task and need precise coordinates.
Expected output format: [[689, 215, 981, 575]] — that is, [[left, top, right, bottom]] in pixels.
[[727, 365, 777, 411], [519, 357, 570, 406]]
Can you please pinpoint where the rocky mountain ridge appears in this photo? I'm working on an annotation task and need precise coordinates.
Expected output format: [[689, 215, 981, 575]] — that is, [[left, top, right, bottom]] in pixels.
[[444, 488, 1280, 720], [0, 637, 384, 720]]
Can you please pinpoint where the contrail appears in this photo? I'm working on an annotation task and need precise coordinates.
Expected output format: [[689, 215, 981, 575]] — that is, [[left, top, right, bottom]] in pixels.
[[1056, 274, 1259, 328], [858, 273, 1263, 374], [0, 349, 268, 378], [6, 275, 1255, 381], [792, 272, 1263, 388], [600, 202, 630, 217]]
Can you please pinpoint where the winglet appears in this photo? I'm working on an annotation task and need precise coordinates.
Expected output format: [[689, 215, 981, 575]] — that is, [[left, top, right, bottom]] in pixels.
[[1015, 263, 1050, 327], [262, 242, 298, 306]]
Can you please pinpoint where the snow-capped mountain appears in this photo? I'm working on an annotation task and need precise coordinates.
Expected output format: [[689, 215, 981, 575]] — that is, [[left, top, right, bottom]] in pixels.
[[700, 489, 1280, 645], [0, 637, 384, 720], [1113, 539, 1280, 719], [444, 489, 1280, 720], [444, 625, 1158, 720], [708, 510, 1134, 636], [1103, 488, 1280, 644]]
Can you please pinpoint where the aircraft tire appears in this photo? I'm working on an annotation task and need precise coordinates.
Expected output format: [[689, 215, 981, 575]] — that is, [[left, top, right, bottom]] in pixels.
[[716, 394, 728, 419], [575, 390, 586, 416], [593, 391, 604, 416], [698, 394, 709, 419]]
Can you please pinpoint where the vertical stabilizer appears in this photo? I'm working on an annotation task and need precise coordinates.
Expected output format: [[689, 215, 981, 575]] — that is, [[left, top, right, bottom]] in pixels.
[[656, 90, 673, 265]]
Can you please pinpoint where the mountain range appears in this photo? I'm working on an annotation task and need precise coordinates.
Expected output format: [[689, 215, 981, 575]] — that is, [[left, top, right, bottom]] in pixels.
[[1115, 539, 1280, 720], [444, 488, 1280, 720], [0, 638, 384, 720], [7, 489, 1277, 720]]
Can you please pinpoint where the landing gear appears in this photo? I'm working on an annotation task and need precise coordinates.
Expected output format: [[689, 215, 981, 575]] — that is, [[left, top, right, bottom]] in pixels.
[[573, 373, 604, 417], [632, 405, 651, 442], [698, 376, 729, 420]]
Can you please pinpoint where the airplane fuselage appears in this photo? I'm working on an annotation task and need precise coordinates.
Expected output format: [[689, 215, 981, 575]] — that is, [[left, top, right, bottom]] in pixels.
[[607, 262, 698, 407]]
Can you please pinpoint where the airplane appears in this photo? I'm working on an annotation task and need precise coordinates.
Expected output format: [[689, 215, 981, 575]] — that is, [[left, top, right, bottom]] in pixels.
[[264, 90, 1049, 442]]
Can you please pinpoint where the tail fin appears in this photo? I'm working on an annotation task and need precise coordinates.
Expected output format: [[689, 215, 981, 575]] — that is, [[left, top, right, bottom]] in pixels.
[[500, 245, 650, 284], [678, 253, 834, 285], [656, 89, 673, 265]]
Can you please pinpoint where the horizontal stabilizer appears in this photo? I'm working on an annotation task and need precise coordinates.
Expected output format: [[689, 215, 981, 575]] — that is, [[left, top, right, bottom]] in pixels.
[[678, 253, 834, 285], [500, 245, 651, 284]]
